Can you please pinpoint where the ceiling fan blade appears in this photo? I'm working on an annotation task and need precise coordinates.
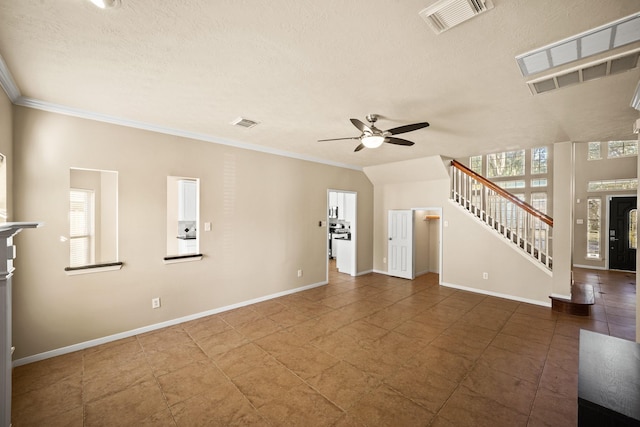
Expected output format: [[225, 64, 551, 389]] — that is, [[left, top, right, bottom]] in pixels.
[[385, 137, 415, 146], [317, 137, 359, 142], [350, 119, 372, 133], [386, 122, 430, 135], [354, 143, 365, 152]]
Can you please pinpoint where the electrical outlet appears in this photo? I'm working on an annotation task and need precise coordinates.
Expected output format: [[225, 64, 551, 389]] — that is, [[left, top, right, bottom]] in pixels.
[[152, 297, 161, 309], [482, 272, 489, 280], [297, 269, 303, 277], [383, 257, 387, 264]]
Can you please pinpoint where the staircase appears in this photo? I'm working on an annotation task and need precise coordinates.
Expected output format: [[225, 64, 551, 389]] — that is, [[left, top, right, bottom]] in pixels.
[[450, 160, 553, 271]]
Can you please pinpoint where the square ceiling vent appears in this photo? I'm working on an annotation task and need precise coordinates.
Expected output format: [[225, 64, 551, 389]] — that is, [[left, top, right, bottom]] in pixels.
[[419, 0, 494, 34], [230, 117, 259, 128]]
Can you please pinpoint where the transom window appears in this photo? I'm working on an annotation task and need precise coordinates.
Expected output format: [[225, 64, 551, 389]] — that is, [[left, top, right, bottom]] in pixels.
[[531, 178, 547, 187], [607, 140, 638, 158], [587, 179, 638, 192], [487, 150, 525, 178], [496, 180, 526, 189], [587, 142, 601, 160]]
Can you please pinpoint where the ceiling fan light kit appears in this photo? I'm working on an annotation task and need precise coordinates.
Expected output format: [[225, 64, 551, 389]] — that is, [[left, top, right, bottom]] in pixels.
[[318, 113, 430, 153], [89, 0, 121, 9], [362, 135, 385, 149]]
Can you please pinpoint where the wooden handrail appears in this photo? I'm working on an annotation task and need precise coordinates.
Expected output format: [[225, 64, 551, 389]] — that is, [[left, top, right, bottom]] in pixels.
[[451, 159, 554, 227]]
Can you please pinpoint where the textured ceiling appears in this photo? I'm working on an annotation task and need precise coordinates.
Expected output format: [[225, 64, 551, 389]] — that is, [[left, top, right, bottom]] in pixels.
[[0, 0, 639, 168]]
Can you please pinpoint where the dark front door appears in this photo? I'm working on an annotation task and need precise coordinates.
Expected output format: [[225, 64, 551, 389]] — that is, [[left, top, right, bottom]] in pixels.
[[609, 196, 637, 271]]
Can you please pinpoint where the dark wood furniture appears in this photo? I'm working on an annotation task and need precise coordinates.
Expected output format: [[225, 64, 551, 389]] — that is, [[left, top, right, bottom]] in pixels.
[[578, 330, 640, 426]]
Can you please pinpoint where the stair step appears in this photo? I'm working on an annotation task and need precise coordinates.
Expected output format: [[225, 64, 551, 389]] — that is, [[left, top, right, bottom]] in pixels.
[[549, 283, 595, 316]]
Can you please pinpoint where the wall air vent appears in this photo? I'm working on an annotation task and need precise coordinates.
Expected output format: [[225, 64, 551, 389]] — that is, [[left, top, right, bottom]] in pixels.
[[230, 117, 259, 128], [419, 0, 494, 34], [527, 49, 640, 95]]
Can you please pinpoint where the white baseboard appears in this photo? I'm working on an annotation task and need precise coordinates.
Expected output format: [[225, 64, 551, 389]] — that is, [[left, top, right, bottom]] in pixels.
[[573, 264, 607, 271], [13, 279, 328, 367], [440, 281, 551, 307], [550, 293, 571, 300], [356, 269, 373, 276]]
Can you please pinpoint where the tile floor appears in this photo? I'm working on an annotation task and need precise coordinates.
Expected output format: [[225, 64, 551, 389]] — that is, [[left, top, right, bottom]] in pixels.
[[11, 266, 637, 426]]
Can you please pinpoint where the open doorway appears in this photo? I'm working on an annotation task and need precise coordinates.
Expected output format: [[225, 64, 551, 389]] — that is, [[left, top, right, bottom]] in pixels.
[[387, 207, 442, 280], [327, 190, 357, 277]]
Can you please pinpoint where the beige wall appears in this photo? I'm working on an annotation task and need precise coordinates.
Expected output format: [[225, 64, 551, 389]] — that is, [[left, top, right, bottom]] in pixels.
[[11, 106, 373, 359], [0, 90, 11, 220], [365, 157, 553, 305], [574, 141, 638, 269]]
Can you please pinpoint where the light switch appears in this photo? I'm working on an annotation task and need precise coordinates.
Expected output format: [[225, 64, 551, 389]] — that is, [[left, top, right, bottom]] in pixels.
[[204, 222, 212, 231], [576, 219, 584, 225]]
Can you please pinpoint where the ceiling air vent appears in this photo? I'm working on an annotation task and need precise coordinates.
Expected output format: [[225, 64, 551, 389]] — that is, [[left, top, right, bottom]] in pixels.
[[230, 117, 259, 128], [527, 49, 640, 95], [419, 0, 494, 34]]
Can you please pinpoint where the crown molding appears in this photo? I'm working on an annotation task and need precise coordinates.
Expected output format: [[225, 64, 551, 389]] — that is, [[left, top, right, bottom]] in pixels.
[[0, 52, 361, 171], [0, 55, 20, 102], [13, 96, 363, 171]]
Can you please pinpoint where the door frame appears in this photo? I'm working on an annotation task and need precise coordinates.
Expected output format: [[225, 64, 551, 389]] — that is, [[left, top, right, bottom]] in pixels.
[[326, 189, 357, 279], [606, 194, 637, 271], [386, 206, 443, 281]]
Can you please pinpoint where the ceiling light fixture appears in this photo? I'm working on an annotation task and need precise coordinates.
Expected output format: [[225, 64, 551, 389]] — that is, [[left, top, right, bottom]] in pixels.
[[89, 0, 121, 9], [361, 135, 385, 149]]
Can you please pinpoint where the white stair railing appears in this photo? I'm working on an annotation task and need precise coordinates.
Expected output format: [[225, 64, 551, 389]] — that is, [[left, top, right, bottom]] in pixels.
[[451, 160, 553, 270]]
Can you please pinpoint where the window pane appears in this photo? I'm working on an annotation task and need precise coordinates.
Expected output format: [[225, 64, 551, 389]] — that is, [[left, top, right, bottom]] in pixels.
[[587, 198, 601, 258], [487, 150, 525, 178], [608, 140, 638, 158], [495, 180, 525, 189], [69, 188, 94, 267], [470, 155, 482, 174], [588, 142, 601, 160], [629, 209, 637, 250], [531, 178, 547, 187], [531, 147, 548, 174], [587, 179, 638, 192], [531, 192, 547, 214]]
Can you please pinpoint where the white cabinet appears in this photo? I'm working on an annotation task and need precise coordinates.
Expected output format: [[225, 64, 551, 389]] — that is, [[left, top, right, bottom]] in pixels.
[[337, 192, 345, 220], [329, 191, 337, 207], [178, 180, 197, 221]]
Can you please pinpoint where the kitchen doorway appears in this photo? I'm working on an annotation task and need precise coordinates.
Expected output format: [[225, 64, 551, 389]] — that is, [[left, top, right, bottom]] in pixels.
[[327, 190, 357, 278]]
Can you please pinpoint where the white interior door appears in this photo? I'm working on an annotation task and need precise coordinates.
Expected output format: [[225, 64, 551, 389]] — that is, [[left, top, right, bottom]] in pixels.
[[388, 210, 413, 279]]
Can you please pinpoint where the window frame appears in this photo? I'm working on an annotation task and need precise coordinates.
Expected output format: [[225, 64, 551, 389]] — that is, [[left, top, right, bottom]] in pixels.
[[607, 140, 638, 159], [587, 197, 601, 259], [486, 150, 526, 178]]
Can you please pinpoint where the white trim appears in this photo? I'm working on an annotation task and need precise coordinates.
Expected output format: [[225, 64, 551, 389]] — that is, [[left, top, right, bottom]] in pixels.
[[13, 96, 363, 172], [355, 269, 373, 276], [0, 55, 20, 102], [440, 281, 551, 307], [12, 279, 328, 367], [573, 263, 607, 271], [550, 292, 571, 300]]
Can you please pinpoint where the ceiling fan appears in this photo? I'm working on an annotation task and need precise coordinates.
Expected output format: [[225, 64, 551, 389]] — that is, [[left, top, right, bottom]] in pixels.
[[318, 114, 430, 152]]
